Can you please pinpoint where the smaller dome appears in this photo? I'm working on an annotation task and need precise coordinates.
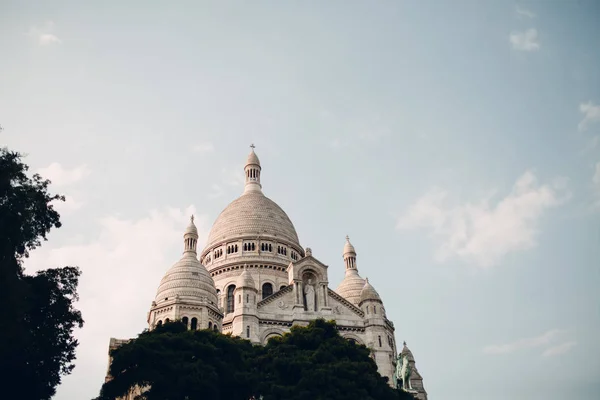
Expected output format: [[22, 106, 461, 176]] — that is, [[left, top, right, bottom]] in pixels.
[[236, 266, 256, 289], [336, 271, 365, 305], [246, 149, 260, 166], [185, 215, 198, 237], [343, 236, 356, 255], [359, 278, 382, 303], [155, 253, 218, 305]]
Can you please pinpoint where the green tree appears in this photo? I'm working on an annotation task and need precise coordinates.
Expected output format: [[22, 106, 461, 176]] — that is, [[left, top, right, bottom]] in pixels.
[[97, 319, 415, 400], [256, 319, 412, 400], [98, 322, 260, 400], [0, 146, 84, 400]]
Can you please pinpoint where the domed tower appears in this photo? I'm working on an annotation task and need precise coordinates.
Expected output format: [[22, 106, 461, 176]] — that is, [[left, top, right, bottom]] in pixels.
[[200, 146, 304, 335], [148, 216, 222, 332], [232, 266, 259, 343], [335, 236, 366, 305], [359, 278, 396, 384]]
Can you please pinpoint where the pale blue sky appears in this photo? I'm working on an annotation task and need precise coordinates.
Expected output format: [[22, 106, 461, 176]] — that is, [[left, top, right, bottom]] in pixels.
[[1, 1, 599, 399]]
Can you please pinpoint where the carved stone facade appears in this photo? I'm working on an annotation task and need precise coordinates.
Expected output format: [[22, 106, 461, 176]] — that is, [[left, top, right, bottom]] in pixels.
[[105, 148, 427, 398]]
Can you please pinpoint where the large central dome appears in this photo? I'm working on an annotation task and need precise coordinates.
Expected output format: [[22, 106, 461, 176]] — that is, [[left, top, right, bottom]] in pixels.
[[202, 147, 301, 255], [205, 191, 300, 249]]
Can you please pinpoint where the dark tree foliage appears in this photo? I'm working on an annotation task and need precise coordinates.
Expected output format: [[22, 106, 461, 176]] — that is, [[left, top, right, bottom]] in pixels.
[[97, 319, 415, 400], [256, 319, 407, 400], [0, 146, 83, 400], [0, 147, 64, 265], [19, 267, 84, 399], [98, 322, 260, 400]]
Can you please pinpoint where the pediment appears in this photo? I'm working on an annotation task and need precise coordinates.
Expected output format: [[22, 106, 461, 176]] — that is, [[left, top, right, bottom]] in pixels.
[[257, 285, 293, 309], [291, 255, 328, 270], [327, 288, 364, 318], [287, 255, 329, 284]]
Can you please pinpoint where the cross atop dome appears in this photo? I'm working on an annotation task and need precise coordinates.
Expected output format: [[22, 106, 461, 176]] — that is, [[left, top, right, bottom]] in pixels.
[[250, 143, 255, 150]]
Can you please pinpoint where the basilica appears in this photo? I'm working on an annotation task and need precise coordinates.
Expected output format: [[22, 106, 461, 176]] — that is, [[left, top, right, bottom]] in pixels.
[[106, 148, 427, 399]]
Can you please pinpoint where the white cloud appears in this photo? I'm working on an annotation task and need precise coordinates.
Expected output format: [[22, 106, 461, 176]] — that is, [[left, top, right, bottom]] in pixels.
[[396, 171, 567, 267], [23, 205, 208, 400], [510, 28, 540, 51], [27, 21, 61, 46], [483, 329, 562, 355], [207, 183, 225, 199], [578, 102, 600, 132], [516, 6, 536, 18], [52, 194, 84, 214], [192, 142, 215, 154], [37, 163, 90, 187], [39, 33, 61, 45], [542, 341, 577, 357]]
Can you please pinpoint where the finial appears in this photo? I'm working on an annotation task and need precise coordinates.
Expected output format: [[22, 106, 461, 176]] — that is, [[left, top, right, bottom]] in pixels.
[[190, 214, 195, 223], [403, 341, 407, 346], [250, 143, 255, 150], [365, 277, 369, 283], [346, 235, 350, 241]]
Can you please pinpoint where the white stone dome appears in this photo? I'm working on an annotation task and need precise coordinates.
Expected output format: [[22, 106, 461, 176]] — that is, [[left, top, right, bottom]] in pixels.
[[336, 271, 366, 305], [359, 278, 382, 303], [155, 253, 218, 305], [343, 236, 356, 255], [204, 191, 300, 250], [246, 149, 260, 166]]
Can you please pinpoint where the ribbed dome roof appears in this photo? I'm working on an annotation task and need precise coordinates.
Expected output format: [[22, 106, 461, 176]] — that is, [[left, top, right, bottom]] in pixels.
[[336, 271, 365, 306], [343, 236, 356, 255], [359, 278, 382, 303], [247, 150, 260, 166], [155, 253, 218, 305], [205, 191, 300, 250], [185, 216, 198, 236]]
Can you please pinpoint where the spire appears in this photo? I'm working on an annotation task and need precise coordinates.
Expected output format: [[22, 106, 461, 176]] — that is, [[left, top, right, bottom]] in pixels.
[[343, 236, 358, 273], [243, 144, 262, 194], [183, 215, 198, 254]]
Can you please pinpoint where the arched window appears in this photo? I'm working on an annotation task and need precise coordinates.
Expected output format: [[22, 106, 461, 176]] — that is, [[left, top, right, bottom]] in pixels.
[[182, 316, 188, 328], [373, 306, 377, 314], [165, 318, 170, 323], [213, 325, 218, 332], [235, 244, 238, 252], [246, 325, 250, 338], [156, 320, 162, 327], [227, 285, 236, 313], [269, 244, 272, 252], [280, 285, 287, 291], [191, 317, 198, 330], [252, 243, 255, 251], [262, 282, 273, 299], [378, 335, 382, 347], [208, 321, 212, 330]]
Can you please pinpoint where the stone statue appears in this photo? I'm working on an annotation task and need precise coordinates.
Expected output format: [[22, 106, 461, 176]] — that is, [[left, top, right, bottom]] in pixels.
[[304, 279, 315, 311], [399, 354, 412, 391]]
